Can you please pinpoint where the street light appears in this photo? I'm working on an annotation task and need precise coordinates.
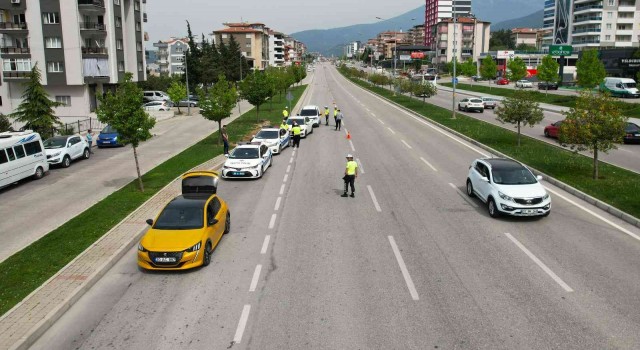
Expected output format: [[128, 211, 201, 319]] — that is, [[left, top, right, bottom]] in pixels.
[[452, 0, 457, 119], [184, 51, 190, 116]]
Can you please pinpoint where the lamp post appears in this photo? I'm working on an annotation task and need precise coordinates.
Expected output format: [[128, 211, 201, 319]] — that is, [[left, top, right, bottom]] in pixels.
[[451, 0, 457, 119], [184, 52, 190, 116]]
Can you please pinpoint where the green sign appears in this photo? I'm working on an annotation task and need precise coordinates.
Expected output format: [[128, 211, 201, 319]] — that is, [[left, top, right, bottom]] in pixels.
[[549, 45, 573, 56]]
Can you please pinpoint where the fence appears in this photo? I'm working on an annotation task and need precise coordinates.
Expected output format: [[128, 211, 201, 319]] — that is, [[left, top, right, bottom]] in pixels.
[[53, 117, 106, 136]]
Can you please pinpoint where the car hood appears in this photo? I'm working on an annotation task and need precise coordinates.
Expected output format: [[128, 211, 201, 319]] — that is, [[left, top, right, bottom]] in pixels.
[[44, 148, 66, 155], [252, 137, 279, 145], [494, 183, 547, 198], [225, 158, 261, 168], [99, 133, 118, 139], [141, 228, 204, 251]]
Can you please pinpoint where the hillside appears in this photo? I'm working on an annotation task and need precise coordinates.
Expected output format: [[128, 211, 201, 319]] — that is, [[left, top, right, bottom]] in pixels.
[[491, 10, 544, 31]]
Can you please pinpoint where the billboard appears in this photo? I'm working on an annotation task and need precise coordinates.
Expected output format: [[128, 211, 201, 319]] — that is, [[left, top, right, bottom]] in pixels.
[[410, 52, 425, 59], [496, 50, 515, 59]]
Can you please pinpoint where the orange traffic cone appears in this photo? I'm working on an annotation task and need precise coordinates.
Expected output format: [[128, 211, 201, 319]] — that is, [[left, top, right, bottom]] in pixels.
[[347, 131, 351, 140]]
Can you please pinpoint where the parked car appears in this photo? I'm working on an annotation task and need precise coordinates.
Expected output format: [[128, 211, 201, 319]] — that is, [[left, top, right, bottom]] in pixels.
[[177, 96, 199, 107], [96, 125, 123, 148], [142, 91, 170, 103], [496, 77, 509, 85], [143, 101, 172, 111], [43, 135, 90, 168], [538, 81, 559, 90], [221, 142, 273, 179], [466, 158, 551, 218], [480, 97, 498, 109], [543, 120, 563, 138], [286, 116, 313, 137], [251, 127, 290, 154], [515, 80, 533, 88], [299, 105, 321, 127], [458, 98, 485, 113], [624, 122, 640, 144]]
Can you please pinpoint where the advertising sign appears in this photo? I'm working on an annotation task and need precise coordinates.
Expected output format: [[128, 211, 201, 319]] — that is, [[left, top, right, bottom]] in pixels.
[[619, 58, 640, 68], [496, 50, 515, 59], [399, 55, 411, 61], [549, 45, 573, 56], [410, 52, 425, 59]]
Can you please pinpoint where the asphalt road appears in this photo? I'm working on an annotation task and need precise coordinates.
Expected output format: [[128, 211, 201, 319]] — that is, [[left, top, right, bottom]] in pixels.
[[33, 63, 640, 349]]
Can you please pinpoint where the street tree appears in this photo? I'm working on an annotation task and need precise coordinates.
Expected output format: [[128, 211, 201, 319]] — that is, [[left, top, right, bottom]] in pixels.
[[412, 82, 437, 103], [97, 73, 156, 192], [560, 91, 627, 179], [507, 57, 528, 83], [167, 81, 187, 114], [536, 55, 560, 95], [495, 89, 544, 146], [459, 58, 477, 77], [199, 74, 238, 145], [480, 55, 497, 89], [184, 21, 202, 86], [0, 114, 12, 132], [11, 64, 62, 138], [576, 48, 606, 91], [240, 71, 272, 121]]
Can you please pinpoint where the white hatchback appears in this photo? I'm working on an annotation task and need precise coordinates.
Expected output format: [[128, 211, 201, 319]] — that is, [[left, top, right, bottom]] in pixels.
[[43, 135, 91, 168], [515, 80, 533, 88]]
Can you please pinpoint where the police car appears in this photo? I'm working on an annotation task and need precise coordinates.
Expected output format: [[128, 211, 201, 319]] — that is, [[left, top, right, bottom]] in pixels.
[[251, 127, 290, 154], [221, 142, 273, 179]]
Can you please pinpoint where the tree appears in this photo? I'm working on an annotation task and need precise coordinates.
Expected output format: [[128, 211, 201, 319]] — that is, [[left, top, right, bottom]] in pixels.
[[239, 71, 272, 120], [11, 64, 62, 138], [495, 89, 544, 146], [489, 29, 515, 50], [138, 74, 180, 92], [0, 114, 12, 132], [515, 43, 536, 52], [184, 21, 202, 86], [459, 58, 477, 77], [507, 57, 528, 83], [412, 82, 437, 103], [480, 55, 497, 89], [536, 55, 560, 95], [97, 73, 156, 192], [560, 91, 627, 180], [199, 75, 238, 145], [576, 49, 606, 90], [167, 81, 187, 114]]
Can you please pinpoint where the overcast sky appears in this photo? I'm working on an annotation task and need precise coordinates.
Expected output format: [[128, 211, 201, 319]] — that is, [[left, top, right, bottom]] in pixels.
[[146, 0, 422, 43]]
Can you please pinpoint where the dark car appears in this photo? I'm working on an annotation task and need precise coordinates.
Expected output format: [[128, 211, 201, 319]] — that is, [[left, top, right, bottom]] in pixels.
[[624, 122, 640, 144], [96, 125, 123, 148], [538, 81, 559, 90]]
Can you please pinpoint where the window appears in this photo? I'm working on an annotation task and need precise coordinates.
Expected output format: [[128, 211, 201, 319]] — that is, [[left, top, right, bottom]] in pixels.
[[6, 147, 15, 161], [605, 35, 611, 40], [607, 11, 613, 18], [115, 17, 121, 28], [209, 197, 221, 221], [118, 61, 125, 72], [134, 0, 140, 10], [45, 37, 62, 49], [3, 58, 31, 71], [55, 96, 71, 106], [47, 62, 64, 73], [176, 46, 183, 53], [246, 34, 252, 39], [606, 23, 612, 29], [116, 39, 123, 50], [114, 0, 120, 5], [608, 0, 615, 5], [24, 141, 42, 156], [136, 42, 142, 51], [135, 21, 141, 31], [13, 13, 25, 24], [42, 12, 60, 24], [13, 145, 25, 159], [221, 34, 228, 39], [0, 150, 7, 164], [138, 61, 143, 71]]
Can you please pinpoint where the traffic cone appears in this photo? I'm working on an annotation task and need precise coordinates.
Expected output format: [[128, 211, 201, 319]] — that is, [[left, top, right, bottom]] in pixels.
[[347, 131, 351, 140]]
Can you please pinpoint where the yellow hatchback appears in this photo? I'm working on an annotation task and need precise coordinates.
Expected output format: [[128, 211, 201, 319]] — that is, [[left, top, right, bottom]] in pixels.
[[137, 171, 230, 270]]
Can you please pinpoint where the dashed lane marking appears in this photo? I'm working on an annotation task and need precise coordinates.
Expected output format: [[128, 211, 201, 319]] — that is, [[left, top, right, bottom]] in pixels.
[[249, 265, 262, 292], [233, 305, 252, 344], [268, 214, 277, 229], [367, 185, 382, 212], [261, 235, 270, 254], [388, 236, 420, 301], [420, 157, 437, 172]]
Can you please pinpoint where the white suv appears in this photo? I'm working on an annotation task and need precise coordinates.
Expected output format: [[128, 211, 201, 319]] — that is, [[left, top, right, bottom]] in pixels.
[[458, 98, 484, 113], [299, 105, 321, 127], [466, 158, 551, 218], [515, 80, 533, 88], [43, 135, 91, 168]]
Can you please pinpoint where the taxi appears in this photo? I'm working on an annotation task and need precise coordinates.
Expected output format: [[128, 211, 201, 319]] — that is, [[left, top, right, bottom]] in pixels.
[[221, 142, 273, 179], [137, 171, 230, 270]]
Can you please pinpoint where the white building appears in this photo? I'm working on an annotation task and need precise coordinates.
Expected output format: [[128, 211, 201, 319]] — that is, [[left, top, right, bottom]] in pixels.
[[0, 0, 147, 122], [433, 17, 490, 66], [346, 41, 360, 59], [268, 31, 285, 67], [153, 37, 188, 75]]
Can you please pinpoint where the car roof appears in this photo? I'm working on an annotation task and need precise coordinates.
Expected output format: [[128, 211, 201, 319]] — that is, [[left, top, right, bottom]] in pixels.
[[301, 105, 319, 109], [166, 194, 210, 209], [481, 158, 524, 170], [236, 143, 262, 148], [258, 127, 279, 131]]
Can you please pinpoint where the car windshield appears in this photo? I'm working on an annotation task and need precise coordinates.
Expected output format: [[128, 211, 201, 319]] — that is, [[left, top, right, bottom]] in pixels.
[[470, 99, 482, 103], [255, 130, 279, 139], [626, 123, 640, 132], [154, 206, 203, 230], [492, 167, 538, 185], [101, 125, 117, 134], [229, 147, 259, 159], [299, 109, 317, 116], [43, 137, 67, 149], [623, 82, 637, 88]]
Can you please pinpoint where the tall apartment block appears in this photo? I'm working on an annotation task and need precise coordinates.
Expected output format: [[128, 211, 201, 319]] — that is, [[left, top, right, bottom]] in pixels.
[[542, 0, 639, 49], [268, 31, 285, 67], [153, 37, 188, 75], [424, 0, 472, 48], [0, 0, 147, 120]]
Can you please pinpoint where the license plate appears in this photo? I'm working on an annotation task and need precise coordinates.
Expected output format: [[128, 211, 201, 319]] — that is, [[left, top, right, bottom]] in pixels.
[[102, 140, 110, 143], [521, 209, 537, 215], [635, 134, 640, 137], [155, 257, 176, 263], [232, 171, 244, 176]]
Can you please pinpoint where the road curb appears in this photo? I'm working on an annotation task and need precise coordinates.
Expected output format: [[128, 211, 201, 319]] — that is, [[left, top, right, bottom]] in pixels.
[[342, 75, 640, 230]]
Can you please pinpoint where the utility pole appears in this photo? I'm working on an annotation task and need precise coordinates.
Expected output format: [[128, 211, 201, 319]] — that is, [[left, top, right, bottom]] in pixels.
[[452, 0, 457, 119], [185, 53, 190, 116]]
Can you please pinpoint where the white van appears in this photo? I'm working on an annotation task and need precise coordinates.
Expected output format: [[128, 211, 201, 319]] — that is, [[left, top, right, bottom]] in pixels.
[[142, 91, 170, 103], [0, 130, 49, 188], [600, 77, 639, 98]]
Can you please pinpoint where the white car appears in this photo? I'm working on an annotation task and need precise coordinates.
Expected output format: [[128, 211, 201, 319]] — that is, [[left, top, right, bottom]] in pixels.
[[515, 80, 533, 88], [466, 158, 551, 218], [458, 98, 484, 113], [251, 127, 290, 154], [221, 142, 272, 179], [43, 135, 91, 168], [142, 101, 171, 111], [286, 116, 313, 137], [299, 105, 321, 127]]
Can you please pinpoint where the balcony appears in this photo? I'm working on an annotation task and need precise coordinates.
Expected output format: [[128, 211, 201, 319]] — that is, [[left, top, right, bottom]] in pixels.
[[0, 47, 30, 55], [0, 22, 28, 33], [143, 13, 147, 22], [572, 27, 601, 34], [437, 42, 448, 49], [3, 71, 30, 80], [78, 0, 105, 13], [573, 16, 602, 23], [79, 22, 106, 32], [617, 16, 635, 23], [82, 47, 108, 56], [573, 4, 602, 14]]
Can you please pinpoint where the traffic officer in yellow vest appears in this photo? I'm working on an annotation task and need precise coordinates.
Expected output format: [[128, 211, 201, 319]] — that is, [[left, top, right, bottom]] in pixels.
[[333, 106, 339, 125], [291, 121, 302, 148], [342, 154, 358, 197], [282, 107, 289, 119], [324, 106, 330, 126]]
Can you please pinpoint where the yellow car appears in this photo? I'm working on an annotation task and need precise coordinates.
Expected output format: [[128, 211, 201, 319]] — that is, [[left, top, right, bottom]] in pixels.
[[137, 171, 230, 270]]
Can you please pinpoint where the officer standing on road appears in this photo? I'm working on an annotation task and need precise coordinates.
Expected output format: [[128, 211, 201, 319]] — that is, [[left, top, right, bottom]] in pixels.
[[291, 122, 302, 148], [342, 154, 358, 197], [282, 106, 289, 119], [280, 118, 288, 131], [324, 106, 330, 126], [333, 106, 338, 125], [335, 109, 343, 131]]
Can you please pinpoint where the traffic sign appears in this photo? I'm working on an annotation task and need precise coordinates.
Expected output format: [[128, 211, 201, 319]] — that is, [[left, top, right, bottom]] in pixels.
[[285, 91, 293, 102], [549, 45, 573, 56]]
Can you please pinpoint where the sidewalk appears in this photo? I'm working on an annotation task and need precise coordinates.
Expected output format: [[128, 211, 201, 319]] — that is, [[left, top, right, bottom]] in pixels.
[[0, 155, 225, 350]]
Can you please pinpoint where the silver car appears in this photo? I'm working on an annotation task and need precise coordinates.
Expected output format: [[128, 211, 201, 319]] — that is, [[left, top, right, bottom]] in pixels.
[[480, 97, 498, 109]]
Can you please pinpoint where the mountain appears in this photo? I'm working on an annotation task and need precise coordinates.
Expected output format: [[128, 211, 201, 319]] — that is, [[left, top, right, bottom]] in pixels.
[[291, 1, 546, 56], [491, 10, 544, 31]]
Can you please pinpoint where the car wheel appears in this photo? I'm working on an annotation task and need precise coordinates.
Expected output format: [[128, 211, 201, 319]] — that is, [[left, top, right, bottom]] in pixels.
[[544, 130, 550, 138], [458, 104, 462, 111], [190, 103, 196, 107], [277, 144, 282, 154], [62, 155, 71, 168], [202, 242, 212, 266], [466, 179, 475, 197], [83, 148, 90, 159], [33, 166, 44, 180], [488, 198, 500, 218], [224, 211, 231, 234]]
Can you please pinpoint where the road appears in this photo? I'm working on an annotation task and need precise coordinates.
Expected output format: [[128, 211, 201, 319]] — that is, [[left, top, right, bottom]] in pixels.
[[33, 63, 640, 349]]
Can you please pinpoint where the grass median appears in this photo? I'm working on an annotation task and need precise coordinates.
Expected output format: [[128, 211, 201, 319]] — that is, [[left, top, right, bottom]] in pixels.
[[440, 82, 640, 118], [0, 85, 307, 317], [343, 74, 640, 219]]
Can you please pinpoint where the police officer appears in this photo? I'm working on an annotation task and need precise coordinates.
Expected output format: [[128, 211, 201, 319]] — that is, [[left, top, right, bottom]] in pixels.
[[333, 106, 338, 125], [282, 106, 289, 119], [324, 106, 330, 126], [341, 154, 358, 197], [279, 118, 288, 131], [291, 121, 302, 148]]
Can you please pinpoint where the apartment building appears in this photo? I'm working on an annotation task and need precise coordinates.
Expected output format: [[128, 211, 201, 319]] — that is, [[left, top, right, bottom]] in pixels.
[[408, 24, 426, 46], [0, 0, 147, 120], [153, 37, 188, 75], [433, 17, 490, 65], [212, 22, 270, 70], [425, 0, 472, 48], [346, 41, 360, 58], [543, 0, 639, 49], [375, 31, 409, 59], [268, 30, 285, 67]]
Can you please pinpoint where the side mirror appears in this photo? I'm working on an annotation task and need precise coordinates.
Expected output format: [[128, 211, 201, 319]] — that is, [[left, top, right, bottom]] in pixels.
[[480, 176, 489, 183], [224, 154, 229, 158], [252, 135, 256, 138], [146, 219, 153, 226], [536, 175, 543, 181], [209, 218, 219, 226]]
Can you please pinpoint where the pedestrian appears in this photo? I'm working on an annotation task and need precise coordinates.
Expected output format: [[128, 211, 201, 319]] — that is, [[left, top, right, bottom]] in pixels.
[[324, 106, 330, 126], [291, 122, 302, 148], [335, 109, 343, 131], [221, 125, 229, 155], [341, 154, 358, 197], [86, 129, 94, 154]]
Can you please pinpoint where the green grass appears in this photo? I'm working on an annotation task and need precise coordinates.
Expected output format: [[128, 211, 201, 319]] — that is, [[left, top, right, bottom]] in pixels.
[[345, 75, 640, 218], [0, 85, 307, 317], [440, 82, 640, 118]]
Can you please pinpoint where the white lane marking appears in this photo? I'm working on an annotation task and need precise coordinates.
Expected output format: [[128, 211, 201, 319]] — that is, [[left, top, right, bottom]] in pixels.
[[543, 186, 640, 242], [420, 157, 438, 172], [286, 165, 291, 173], [388, 236, 420, 301], [349, 140, 356, 152], [344, 128, 349, 136], [279, 184, 285, 195], [387, 127, 396, 134], [289, 157, 294, 164], [233, 305, 252, 344], [249, 265, 262, 292], [378, 119, 385, 125], [401, 140, 413, 149], [448, 182, 478, 208], [268, 214, 277, 229], [283, 174, 288, 182], [504, 232, 574, 292], [274, 196, 282, 211], [367, 185, 382, 212], [371, 113, 376, 117], [261, 235, 270, 254], [356, 158, 365, 174]]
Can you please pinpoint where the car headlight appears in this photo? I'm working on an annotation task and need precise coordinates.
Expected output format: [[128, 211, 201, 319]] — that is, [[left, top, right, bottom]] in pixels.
[[186, 241, 202, 252], [138, 243, 147, 252], [543, 193, 550, 200], [498, 191, 514, 202], [51, 152, 61, 157]]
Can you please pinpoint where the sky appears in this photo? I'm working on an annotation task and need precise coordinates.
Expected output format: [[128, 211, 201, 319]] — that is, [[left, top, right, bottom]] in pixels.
[[145, 0, 422, 44]]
